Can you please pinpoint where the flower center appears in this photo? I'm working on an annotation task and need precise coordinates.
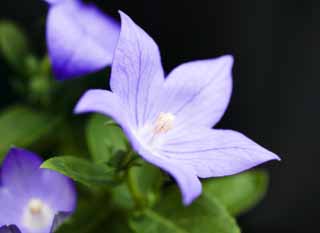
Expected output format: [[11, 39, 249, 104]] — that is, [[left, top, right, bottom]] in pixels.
[[29, 199, 43, 214], [153, 112, 175, 135], [137, 112, 175, 149], [22, 198, 54, 231]]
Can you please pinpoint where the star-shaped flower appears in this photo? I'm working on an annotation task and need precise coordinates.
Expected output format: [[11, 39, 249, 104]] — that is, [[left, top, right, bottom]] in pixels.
[[0, 148, 76, 233], [44, 0, 120, 80], [75, 11, 280, 205]]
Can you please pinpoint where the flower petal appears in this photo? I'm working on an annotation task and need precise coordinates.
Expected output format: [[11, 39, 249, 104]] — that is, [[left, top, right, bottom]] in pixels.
[[155, 55, 233, 128], [160, 127, 280, 178], [44, 0, 64, 5], [0, 225, 21, 233], [1, 148, 42, 194], [0, 148, 41, 226], [133, 143, 201, 205], [50, 212, 72, 233], [157, 161, 201, 205], [110, 11, 165, 129], [0, 188, 22, 226], [74, 89, 129, 127], [37, 169, 77, 213], [46, 0, 120, 80]]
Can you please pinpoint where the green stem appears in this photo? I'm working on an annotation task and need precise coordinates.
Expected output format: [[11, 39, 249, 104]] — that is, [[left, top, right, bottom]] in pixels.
[[125, 150, 145, 209]]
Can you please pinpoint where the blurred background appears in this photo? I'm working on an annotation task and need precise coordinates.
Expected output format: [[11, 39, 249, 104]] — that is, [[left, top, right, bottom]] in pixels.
[[0, 0, 319, 232]]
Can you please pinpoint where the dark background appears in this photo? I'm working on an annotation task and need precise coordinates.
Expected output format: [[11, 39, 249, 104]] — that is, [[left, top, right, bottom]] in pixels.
[[1, 0, 319, 233]]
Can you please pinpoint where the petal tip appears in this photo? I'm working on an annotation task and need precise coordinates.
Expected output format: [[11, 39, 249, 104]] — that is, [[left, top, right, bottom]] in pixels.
[[262, 148, 281, 162], [179, 176, 202, 206], [118, 10, 128, 19], [221, 54, 234, 67], [182, 195, 196, 206], [73, 101, 86, 115], [73, 89, 108, 115], [1, 148, 43, 180], [182, 185, 202, 206], [117, 10, 135, 29], [44, 0, 65, 5], [5, 147, 42, 163], [6, 147, 34, 160], [272, 153, 282, 162], [255, 151, 281, 168], [73, 91, 92, 115], [7, 146, 20, 154], [73, 102, 82, 114]]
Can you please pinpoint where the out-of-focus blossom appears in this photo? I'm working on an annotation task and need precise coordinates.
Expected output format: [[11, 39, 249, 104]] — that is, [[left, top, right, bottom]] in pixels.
[[75, 11, 280, 205], [0, 148, 76, 233], [44, 0, 120, 80]]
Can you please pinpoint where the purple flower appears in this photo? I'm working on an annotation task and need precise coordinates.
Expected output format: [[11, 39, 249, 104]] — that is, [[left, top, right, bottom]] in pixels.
[[0, 148, 76, 233], [44, 0, 120, 80], [75, 11, 280, 205]]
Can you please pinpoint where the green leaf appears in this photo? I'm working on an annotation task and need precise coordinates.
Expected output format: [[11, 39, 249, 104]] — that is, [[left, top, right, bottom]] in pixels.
[[0, 21, 29, 71], [130, 187, 240, 233], [0, 105, 59, 161], [203, 170, 269, 216], [86, 114, 127, 163], [41, 156, 116, 186]]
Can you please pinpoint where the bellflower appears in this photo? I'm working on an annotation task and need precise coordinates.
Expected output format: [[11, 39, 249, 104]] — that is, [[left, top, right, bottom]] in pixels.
[[44, 0, 120, 80], [0, 148, 76, 233], [75, 11, 280, 205]]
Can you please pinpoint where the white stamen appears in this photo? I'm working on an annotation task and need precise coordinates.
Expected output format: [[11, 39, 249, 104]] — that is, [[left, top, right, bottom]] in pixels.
[[153, 112, 175, 135], [22, 198, 54, 231]]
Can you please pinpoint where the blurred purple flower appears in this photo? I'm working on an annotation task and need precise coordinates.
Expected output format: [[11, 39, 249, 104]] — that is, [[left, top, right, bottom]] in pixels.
[[0, 148, 76, 233], [44, 0, 120, 80], [75, 11, 280, 205]]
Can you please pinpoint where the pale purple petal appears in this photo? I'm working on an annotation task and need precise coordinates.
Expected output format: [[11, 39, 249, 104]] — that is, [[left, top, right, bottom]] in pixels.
[[74, 89, 129, 127], [127, 138, 201, 205], [155, 56, 233, 128], [154, 161, 201, 205], [158, 161, 202, 205], [110, 11, 165, 129], [160, 127, 280, 178], [46, 0, 120, 80]]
